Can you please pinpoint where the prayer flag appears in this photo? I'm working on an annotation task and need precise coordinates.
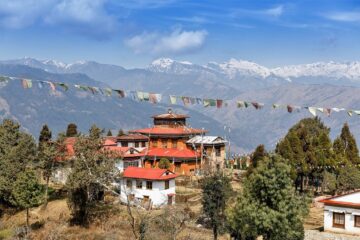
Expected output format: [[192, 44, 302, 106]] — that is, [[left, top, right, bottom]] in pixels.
[[203, 99, 210, 107], [306, 107, 317, 117], [114, 89, 125, 98], [272, 104, 281, 109], [143, 92, 150, 101], [182, 97, 190, 106], [216, 99, 223, 108], [0, 76, 9, 82], [251, 102, 263, 109], [287, 105, 293, 113], [48, 82, 56, 91], [22, 79, 32, 89], [57, 83, 69, 91], [170, 95, 177, 104], [137, 91, 144, 101]]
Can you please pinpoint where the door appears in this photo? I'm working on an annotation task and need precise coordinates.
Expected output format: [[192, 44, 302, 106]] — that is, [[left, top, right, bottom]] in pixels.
[[168, 195, 173, 205]]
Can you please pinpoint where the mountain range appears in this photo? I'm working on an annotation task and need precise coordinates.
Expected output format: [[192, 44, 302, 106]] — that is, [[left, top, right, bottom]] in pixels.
[[1, 57, 360, 152]]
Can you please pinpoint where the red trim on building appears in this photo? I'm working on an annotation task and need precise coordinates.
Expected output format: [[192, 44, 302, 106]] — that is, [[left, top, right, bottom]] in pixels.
[[319, 191, 360, 209], [146, 147, 200, 159], [130, 127, 207, 135]]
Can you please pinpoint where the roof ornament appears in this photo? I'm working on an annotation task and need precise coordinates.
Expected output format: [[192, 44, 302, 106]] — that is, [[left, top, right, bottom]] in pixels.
[[168, 108, 173, 114]]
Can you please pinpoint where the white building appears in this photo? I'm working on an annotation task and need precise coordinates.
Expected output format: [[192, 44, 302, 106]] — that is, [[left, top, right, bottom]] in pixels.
[[120, 167, 177, 208], [320, 191, 360, 235]]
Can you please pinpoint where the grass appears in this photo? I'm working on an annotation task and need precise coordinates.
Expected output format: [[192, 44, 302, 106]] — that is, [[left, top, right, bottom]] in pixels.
[[0, 228, 12, 240]]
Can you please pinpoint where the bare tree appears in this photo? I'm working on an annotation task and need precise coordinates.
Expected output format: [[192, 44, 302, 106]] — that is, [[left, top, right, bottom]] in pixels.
[[156, 205, 191, 240]]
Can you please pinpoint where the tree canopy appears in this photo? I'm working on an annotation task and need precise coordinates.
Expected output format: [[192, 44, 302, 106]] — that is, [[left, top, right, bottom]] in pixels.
[[158, 158, 171, 169], [227, 154, 309, 240], [0, 119, 37, 205], [333, 123, 360, 165], [66, 124, 117, 225], [275, 117, 335, 191], [202, 171, 232, 240], [12, 169, 43, 227], [66, 123, 78, 137], [39, 124, 52, 144]]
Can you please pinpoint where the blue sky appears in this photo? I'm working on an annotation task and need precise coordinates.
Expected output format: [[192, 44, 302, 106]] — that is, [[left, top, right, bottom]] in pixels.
[[1, 0, 360, 68]]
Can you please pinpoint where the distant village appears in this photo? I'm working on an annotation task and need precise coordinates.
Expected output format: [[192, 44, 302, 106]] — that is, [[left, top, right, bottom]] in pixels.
[[1, 109, 360, 240]]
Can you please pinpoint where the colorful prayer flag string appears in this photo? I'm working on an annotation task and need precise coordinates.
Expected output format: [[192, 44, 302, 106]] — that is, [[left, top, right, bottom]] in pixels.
[[1, 74, 360, 119]]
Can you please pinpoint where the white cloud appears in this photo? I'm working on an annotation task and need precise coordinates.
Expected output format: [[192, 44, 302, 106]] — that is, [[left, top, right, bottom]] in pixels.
[[125, 28, 208, 55], [45, 0, 118, 38], [0, 0, 54, 28], [324, 11, 360, 22], [110, 0, 176, 9], [232, 5, 284, 19], [0, 0, 118, 38], [264, 5, 284, 17]]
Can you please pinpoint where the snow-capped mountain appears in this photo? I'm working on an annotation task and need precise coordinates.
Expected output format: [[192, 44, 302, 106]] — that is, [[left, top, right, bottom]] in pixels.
[[148, 58, 211, 75], [3, 57, 360, 91], [271, 61, 360, 81], [147, 58, 360, 83], [206, 58, 272, 79]]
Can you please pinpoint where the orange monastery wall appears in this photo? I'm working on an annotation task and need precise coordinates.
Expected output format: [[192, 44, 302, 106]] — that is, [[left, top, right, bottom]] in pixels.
[[149, 137, 188, 150], [144, 160, 197, 175]]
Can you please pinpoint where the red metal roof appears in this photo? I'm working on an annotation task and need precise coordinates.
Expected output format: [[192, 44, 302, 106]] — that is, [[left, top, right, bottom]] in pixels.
[[130, 127, 206, 135], [123, 167, 178, 180], [146, 147, 200, 158], [104, 137, 117, 146]]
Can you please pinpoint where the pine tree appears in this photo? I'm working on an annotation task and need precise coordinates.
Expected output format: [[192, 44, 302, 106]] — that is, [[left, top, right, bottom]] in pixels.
[[117, 129, 125, 137], [66, 125, 116, 226], [202, 171, 232, 240], [0, 119, 37, 205], [337, 164, 360, 193], [38, 131, 63, 208], [227, 154, 309, 240], [107, 130, 113, 136], [333, 123, 360, 165], [39, 124, 52, 144], [12, 169, 43, 228], [251, 144, 267, 169], [275, 117, 333, 191], [66, 123, 78, 137]]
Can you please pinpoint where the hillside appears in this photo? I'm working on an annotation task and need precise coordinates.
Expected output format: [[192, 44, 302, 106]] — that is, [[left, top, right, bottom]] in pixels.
[[2, 59, 360, 152], [0, 64, 226, 141]]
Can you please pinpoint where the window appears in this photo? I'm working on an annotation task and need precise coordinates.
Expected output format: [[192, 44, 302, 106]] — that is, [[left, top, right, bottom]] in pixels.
[[153, 140, 158, 148], [122, 142, 128, 147], [128, 194, 135, 201], [162, 139, 167, 148], [215, 147, 221, 157], [146, 181, 152, 190], [126, 179, 132, 189], [124, 161, 139, 169], [142, 142, 146, 147], [165, 180, 169, 189], [136, 180, 143, 189], [355, 216, 360, 227], [172, 139, 177, 149], [135, 142, 139, 148], [175, 163, 181, 173], [333, 212, 345, 228]]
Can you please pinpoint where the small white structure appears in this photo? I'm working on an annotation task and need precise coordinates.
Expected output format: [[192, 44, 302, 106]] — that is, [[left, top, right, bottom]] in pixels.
[[120, 167, 177, 208], [320, 191, 360, 235]]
